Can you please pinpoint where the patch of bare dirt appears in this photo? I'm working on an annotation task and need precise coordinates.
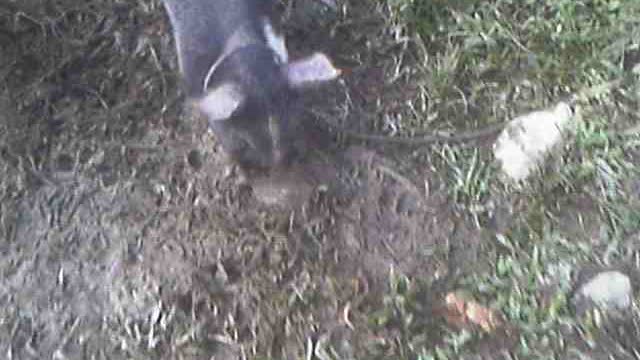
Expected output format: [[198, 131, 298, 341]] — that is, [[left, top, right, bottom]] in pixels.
[[0, 1, 494, 359]]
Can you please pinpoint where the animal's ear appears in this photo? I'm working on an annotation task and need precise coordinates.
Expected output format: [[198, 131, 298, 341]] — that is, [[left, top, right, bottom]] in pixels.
[[198, 83, 245, 122], [285, 53, 341, 87]]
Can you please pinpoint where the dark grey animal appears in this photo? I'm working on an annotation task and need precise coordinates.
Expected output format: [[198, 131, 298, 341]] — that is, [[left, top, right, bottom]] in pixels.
[[162, 0, 340, 168]]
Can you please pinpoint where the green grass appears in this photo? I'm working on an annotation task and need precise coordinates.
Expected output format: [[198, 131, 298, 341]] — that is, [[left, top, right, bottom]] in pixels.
[[375, 0, 640, 358], [387, 0, 640, 132], [437, 145, 497, 226]]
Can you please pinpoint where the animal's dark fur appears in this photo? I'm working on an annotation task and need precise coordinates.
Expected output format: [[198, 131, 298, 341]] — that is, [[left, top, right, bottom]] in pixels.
[[163, 0, 276, 97], [163, 0, 339, 168], [163, 0, 294, 167]]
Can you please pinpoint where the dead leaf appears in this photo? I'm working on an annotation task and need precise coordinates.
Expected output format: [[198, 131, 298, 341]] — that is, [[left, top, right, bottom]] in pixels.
[[443, 292, 504, 333]]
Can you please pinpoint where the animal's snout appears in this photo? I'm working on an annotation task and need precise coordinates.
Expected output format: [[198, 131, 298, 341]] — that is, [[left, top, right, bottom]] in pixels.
[[215, 123, 291, 170]]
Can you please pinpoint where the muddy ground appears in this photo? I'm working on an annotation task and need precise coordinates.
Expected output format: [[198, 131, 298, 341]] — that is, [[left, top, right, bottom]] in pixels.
[[1, 1, 638, 359]]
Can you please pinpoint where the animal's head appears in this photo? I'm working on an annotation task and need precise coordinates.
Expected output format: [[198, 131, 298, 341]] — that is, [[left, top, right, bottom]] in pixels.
[[198, 29, 340, 168], [162, 0, 340, 168]]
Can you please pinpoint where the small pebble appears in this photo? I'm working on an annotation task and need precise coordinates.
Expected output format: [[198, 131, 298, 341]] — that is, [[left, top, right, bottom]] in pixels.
[[575, 271, 633, 311]]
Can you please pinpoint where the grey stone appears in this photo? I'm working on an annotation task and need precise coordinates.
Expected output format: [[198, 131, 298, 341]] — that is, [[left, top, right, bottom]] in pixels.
[[576, 271, 633, 311]]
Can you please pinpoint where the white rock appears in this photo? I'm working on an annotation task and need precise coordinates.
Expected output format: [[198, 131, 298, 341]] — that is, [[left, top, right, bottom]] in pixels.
[[577, 271, 633, 311], [493, 102, 575, 182]]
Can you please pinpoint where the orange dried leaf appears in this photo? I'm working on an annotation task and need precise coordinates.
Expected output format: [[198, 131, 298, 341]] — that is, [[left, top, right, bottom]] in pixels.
[[443, 292, 503, 333]]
